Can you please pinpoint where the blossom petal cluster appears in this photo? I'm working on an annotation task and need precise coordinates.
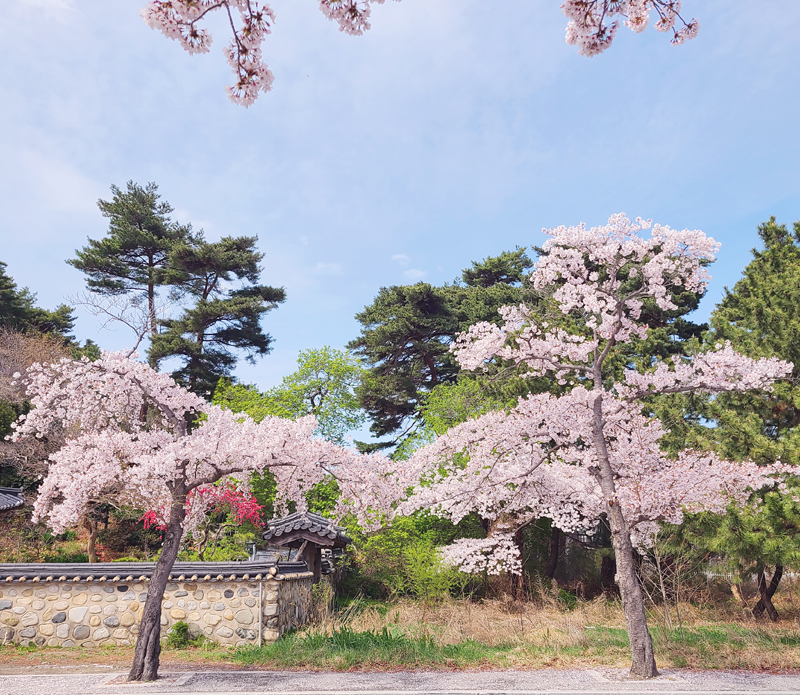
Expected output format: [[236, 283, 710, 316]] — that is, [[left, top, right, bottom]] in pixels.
[[406, 389, 787, 569], [140, 0, 396, 105], [562, 0, 699, 57], [140, 0, 277, 106], [441, 534, 523, 576]]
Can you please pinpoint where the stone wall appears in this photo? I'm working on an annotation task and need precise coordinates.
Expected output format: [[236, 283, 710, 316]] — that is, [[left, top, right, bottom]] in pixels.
[[263, 572, 313, 642], [0, 570, 313, 648]]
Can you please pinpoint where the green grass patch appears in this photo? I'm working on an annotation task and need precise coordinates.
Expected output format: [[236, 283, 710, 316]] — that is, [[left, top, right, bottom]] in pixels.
[[234, 627, 517, 669]]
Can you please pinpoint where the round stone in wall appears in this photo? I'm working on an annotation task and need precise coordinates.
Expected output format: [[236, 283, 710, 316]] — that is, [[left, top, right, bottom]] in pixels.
[[236, 627, 256, 640], [104, 616, 120, 627], [73, 625, 90, 640], [51, 612, 66, 624], [234, 609, 254, 625]]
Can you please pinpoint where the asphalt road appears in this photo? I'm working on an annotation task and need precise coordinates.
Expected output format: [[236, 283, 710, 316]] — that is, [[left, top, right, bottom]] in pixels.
[[0, 669, 798, 695]]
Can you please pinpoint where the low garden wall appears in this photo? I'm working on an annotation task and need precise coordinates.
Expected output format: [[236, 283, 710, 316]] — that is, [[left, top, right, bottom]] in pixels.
[[0, 561, 313, 648]]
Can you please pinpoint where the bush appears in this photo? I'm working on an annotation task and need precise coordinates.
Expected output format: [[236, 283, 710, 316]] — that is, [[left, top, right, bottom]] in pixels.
[[166, 621, 191, 648], [403, 542, 465, 603]]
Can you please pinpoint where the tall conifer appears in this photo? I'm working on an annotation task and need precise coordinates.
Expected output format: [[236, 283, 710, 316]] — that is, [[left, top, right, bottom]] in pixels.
[[149, 236, 285, 396], [68, 181, 198, 337], [699, 217, 800, 619]]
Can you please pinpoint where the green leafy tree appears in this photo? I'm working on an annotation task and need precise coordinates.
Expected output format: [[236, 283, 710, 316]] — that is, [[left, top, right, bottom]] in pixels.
[[68, 181, 199, 339], [150, 235, 286, 396], [348, 248, 534, 445], [214, 346, 365, 445]]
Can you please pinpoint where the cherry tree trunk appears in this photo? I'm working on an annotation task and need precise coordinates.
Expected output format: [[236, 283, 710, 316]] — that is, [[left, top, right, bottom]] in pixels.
[[128, 494, 186, 682], [592, 393, 658, 678], [606, 501, 658, 677], [83, 517, 98, 564]]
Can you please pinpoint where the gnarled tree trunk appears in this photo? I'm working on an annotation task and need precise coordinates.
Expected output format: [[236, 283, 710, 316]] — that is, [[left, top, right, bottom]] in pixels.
[[753, 565, 783, 622], [592, 392, 658, 678], [128, 489, 187, 682], [83, 517, 98, 564]]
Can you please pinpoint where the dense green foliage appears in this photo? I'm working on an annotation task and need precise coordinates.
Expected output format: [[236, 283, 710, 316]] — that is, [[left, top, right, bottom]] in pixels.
[[665, 218, 800, 617], [214, 347, 365, 444], [348, 248, 534, 445]]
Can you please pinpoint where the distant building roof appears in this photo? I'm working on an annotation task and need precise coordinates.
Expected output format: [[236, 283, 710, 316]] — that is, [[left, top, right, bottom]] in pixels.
[[0, 487, 24, 512], [262, 511, 351, 547], [0, 560, 308, 582]]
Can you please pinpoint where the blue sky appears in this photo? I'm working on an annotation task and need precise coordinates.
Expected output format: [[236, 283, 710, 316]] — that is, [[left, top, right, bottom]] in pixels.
[[1, 0, 799, 390]]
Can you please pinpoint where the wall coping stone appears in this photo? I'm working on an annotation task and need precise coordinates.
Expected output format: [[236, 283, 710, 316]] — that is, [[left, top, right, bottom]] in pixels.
[[0, 561, 308, 582]]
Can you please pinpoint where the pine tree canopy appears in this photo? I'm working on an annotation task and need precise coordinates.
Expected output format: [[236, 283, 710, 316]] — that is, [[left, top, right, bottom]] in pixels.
[[348, 249, 535, 442], [67, 181, 199, 336], [149, 235, 286, 396]]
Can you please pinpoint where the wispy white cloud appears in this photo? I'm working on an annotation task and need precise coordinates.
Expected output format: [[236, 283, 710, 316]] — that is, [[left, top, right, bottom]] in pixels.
[[313, 262, 344, 275], [391, 253, 410, 266], [403, 268, 426, 281], [15, 150, 102, 217]]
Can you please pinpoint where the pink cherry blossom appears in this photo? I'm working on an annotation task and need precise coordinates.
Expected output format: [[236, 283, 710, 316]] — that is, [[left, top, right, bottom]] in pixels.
[[139, 1, 699, 105], [562, 1, 699, 57], [10, 349, 396, 680], [139, 0, 395, 105], [400, 213, 792, 678]]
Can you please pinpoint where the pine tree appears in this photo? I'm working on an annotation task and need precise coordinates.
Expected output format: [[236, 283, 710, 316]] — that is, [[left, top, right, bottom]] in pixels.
[[68, 181, 198, 338], [149, 235, 286, 396], [696, 217, 800, 619], [348, 249, 535, 444]]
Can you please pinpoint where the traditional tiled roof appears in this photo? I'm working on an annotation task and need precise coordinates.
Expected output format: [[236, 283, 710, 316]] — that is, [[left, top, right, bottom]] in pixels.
[[262, 511, 351, 546], [0, 487, 24, 512], [0, 560, 308, 582]]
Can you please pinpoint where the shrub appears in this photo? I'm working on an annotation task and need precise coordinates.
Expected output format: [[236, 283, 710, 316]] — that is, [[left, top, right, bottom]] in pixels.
[[166, 621, 191, 648]]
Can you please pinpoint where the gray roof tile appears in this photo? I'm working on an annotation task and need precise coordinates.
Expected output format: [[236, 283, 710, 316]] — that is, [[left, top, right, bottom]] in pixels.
[[262, 511, 351, 545], [0, 560, 307, 582], [0, 487, 24, 512]]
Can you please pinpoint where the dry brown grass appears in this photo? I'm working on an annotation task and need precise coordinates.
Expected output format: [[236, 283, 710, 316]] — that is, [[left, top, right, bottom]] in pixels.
[[302, 578, 800, 671]]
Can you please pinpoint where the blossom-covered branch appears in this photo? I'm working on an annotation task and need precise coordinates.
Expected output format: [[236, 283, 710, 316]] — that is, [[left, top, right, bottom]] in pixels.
[[563, 0, 699, 57], [139, 1, 698, 105]]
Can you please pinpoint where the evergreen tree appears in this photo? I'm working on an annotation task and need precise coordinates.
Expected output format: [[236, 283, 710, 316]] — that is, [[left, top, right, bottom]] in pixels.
[[149, 235, 285, 396], [689, 217, 800, 619], [0, 261, 75, 336], [68, 181, 198, 338], [348, 249, 534, 445]]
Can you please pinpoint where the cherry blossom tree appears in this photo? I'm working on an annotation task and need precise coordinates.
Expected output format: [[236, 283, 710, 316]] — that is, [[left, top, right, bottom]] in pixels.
[[8, 350, 384, 681], [139, 1, 698, 106], [399, 214, 792, 678]]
